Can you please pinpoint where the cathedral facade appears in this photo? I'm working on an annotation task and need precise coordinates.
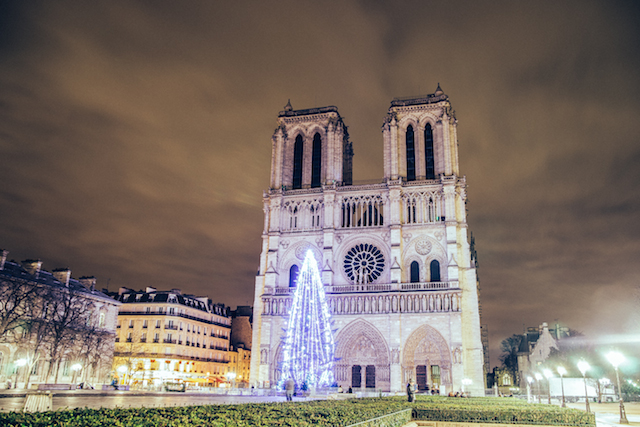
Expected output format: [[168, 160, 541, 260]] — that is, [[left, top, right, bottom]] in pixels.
[[250, 87, 485, 396]]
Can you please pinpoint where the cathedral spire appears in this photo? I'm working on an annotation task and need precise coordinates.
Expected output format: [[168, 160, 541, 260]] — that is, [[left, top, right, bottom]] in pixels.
[[284, 99, 293, 111], [435, 83, 444, 96]]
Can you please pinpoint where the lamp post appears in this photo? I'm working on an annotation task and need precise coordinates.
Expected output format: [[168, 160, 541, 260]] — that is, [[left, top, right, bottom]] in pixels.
[[71, 363, 82, 387], [462, 378, 472, 396], [535, 372, 543, 404], [226, 371, 237, 389], [577, 360, 591, 413], [14, 358, 27, 389], [557, 366, 567, 407], [117, 365, 128, 386], [527, 376, 533, 403], [543, 369, 553, 404], [606, 351, 628, 424]]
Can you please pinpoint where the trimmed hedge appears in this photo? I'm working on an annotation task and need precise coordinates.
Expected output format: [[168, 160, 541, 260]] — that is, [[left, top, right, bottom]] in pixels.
[[0, 396, 595, 427]]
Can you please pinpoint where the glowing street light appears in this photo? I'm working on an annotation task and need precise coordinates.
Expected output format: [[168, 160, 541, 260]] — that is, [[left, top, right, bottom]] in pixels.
[[543, 369, 553, 404], [535, 372, 543, 404], [14, 358, 27, 389], [226, 371, 237, 388], [461, 378, 472, 395], [577, 360, 591, 413], [606, 351, 628, 424], [557, 366, 567, 407], [117, 365, 127, 385], [71, 363, 83, 387], [526, 376, 534, 403]]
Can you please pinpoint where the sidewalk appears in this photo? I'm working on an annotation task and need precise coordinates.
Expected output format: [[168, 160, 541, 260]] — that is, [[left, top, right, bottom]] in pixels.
[[566, 402, 640, 427]]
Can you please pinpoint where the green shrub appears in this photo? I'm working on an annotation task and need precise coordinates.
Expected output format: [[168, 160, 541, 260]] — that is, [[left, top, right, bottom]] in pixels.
[[0, 396, 595, 427]]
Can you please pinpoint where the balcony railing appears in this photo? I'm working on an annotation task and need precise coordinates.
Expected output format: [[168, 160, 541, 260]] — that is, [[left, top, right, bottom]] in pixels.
[[126, 338, 133, 343], [153, 338, 160, 343], [165, 325, 178, 330], [265, 281, 457, 296], [140, 338, 147, 343], [163, 339, 177, 344], [115, 311, 231, 329]]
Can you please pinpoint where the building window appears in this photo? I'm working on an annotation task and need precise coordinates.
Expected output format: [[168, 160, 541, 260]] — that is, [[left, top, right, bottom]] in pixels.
[[311, 133, 322, 188], [143, 320, 148, 329], [410, 261, 420, 283], [98, 312, 105, 328], [156, 320, 161, 328], [145, 307, 151, 313], [129, 319, 134, 328], [425, 123, 435, 179], [430, 260, 441, 282], [406, 125, 416, 181], [293, 134, 303, 189], [289, 265, 299, 288]]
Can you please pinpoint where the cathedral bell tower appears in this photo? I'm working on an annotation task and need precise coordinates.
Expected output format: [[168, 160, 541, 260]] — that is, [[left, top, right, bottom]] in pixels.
[[269, 102, 353, 191]]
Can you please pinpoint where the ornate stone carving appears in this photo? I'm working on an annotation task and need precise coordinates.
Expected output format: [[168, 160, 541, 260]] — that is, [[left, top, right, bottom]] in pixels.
[[280, 239, 290, 249], [415, 238, 432, 255]]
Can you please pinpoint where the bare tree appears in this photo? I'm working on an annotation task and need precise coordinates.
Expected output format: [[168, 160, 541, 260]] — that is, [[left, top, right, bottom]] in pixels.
[[0, 278, 40, 342], [43, 287, 91, 383]]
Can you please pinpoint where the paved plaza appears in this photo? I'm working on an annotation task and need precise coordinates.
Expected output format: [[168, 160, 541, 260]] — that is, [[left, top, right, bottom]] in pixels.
[[1, 390, 639, 427], [0, 389, 291, 413]]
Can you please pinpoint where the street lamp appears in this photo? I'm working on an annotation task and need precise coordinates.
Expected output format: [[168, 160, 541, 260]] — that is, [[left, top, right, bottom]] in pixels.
[[557, 366, 567, 407], [461, 378, 472, 395], [535, 372, 543, 404], [577, 360, 591, 413], [526, 376, 534, 403], [606, 351, 628, 424], [14, 358, 27, 389], [117, 365, 128, 386], [543, 369, 553, 404], [226, 371, 237, 388], [71, 363, 82, 387]]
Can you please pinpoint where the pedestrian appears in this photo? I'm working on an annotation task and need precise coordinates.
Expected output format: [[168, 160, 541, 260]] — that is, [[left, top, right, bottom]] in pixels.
[[407, 379, 415, 402], [338, 385, 343, 393], [348, 386, 353, 393], [285, 378, 295, 402]]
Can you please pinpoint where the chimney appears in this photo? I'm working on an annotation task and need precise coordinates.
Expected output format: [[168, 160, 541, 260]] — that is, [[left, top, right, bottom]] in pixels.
[[22, 259, 43, 277], [79, 276, 97, 291], [52, 268, 71, 286], [0, 249, 7, 270]]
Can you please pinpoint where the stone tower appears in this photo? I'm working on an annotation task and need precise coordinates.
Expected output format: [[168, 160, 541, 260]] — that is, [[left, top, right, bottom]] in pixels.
[[250, 87, 485, 395]]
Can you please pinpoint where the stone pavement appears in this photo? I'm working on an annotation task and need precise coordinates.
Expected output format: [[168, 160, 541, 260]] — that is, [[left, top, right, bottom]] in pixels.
[[0, 388, 294, 412], [566, 402, 640, 427]]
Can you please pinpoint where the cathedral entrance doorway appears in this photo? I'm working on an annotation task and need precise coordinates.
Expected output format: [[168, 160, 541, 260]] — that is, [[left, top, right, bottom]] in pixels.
[[335, 319, 390, 391], [402, 325, 452, 392]]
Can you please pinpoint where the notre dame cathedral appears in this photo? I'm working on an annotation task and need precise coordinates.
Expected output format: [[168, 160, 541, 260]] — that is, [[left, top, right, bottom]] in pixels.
[[250, 86, 485, 396]]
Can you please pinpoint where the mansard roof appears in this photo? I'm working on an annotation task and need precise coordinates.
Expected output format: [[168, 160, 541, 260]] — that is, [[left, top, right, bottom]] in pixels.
[[114, 288, 230, 317], [0, 257, 119, 305]]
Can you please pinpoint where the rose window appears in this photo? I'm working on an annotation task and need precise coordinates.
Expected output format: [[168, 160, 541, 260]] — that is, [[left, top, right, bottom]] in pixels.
[[344, 243, 385, 284]]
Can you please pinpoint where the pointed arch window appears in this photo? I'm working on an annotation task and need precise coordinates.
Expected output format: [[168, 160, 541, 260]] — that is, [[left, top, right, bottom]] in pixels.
[[289, 265, 299, 288], [406, 125, 416, 181], [430, 260, 441, 282], [311, 133, 322, 188], [410, 261, 420, 283], [293, 135, 303, 189], [425, 124, 435, 179]]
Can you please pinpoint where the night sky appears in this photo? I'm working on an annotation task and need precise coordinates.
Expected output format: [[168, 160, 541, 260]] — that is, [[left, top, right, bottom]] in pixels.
[[1, 1, 639, 368]]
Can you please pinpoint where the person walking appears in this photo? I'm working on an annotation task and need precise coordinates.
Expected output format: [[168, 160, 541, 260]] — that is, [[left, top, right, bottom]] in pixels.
[[285, 378, 295, 402], [407, 379, 415, 402]]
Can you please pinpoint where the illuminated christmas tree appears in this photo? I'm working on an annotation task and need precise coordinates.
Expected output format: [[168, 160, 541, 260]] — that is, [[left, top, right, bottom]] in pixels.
[[281, 250, 335, 388]]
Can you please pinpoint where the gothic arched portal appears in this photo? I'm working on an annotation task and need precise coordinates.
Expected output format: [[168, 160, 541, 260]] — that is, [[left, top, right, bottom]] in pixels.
[[402, 324, 452, 390], [334, 319, 390, 391]]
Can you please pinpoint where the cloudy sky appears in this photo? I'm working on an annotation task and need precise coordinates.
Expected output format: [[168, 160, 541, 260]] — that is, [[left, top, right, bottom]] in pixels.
[[1, 0, 638, 368]]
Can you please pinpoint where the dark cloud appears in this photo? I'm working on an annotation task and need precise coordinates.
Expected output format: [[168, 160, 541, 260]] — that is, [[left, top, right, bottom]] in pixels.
[[1, 0, 639, 368]]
